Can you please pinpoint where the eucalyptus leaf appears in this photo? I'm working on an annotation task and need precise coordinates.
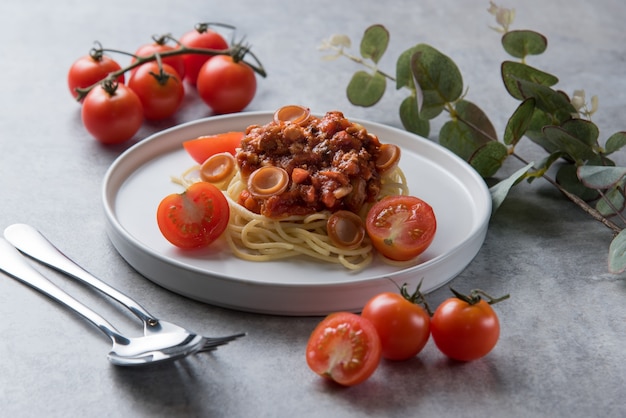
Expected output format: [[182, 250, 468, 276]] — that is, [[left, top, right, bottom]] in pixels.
[[440, 119, 484, 160], [501, 61, 558, 100], [577, 165, 626, 189], [596, 185, 625, 217], [490, 162, 533, 214], [605, 131, 626, 155], [560, 118, 599, 147], [501, 30, 548, 59], [525, 108, 559, 153], [399, 96, 430, 137], [504, 98, 535, 146], [470, 141, 508, 178], [411, 44, 463, 119], [543, 126, 596, 164], [347, 71, 386, 107], [608, 229, 626, 274], [556, 164, 600, 201], [455, 100, 497, 142], [396, 46, 418, 90], [517, 80, 576, 124], [360, 24, 389, 64]]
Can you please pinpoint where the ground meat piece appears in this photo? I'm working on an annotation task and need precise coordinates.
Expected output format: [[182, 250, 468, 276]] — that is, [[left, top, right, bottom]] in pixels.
[[236, 110, 384, 218]]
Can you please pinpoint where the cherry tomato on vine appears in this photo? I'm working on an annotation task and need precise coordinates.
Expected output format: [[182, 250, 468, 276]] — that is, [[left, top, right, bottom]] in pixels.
[[132, 42, 186, 81], [306, 312, 381, 386], [67, 54, 124, 101], [361, 289, 430, 361], [196, 55, 257, 114], [183, 131, 244, 164], [81, 81, 143, 144], [365, 195, 437, 261], [128, 62, 185, 120], [179, 25, 229, 85], [430, 295, 501, 362], [156, 182, 230, 249]]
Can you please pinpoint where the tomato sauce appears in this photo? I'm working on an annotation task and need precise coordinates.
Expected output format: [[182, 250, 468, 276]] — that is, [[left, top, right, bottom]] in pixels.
[[236, 111, 383, 218]]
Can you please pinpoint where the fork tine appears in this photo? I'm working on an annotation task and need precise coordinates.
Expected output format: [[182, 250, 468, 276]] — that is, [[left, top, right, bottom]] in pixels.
[[197, 332, 247, 352]]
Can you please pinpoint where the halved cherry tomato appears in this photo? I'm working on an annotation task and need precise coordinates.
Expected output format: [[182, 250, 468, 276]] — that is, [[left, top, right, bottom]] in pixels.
[[156, 182, 230, 249], [306, 312, 381, 386], [183, 131, 244, 164], [365, 195, 436, 261], [361, 289, 430, 360], [430, 296, 500, 362]]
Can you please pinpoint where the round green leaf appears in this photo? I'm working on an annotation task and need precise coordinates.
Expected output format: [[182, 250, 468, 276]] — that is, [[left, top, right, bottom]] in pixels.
[[469, 141, 508, 178], [501, 61, 558, 100], [577, 165, 626, 189], [455, 100, 497, 143], [608, 229, 626, 274], [556, 164, 600, 201], [346, 70, 386, 107], [440, 119, 482, 161], [396, 46, 418, 90], [411, 44, 463, 116], [502, 30, 548, 59], [504, 98, 535, 146], [399, 96, 430, 137], [605, 131, 626, 155], [543, 126, 596, 164], [360, 24, 389, 64], [596, 185, 625, 217], [561, 119, 599, 147]]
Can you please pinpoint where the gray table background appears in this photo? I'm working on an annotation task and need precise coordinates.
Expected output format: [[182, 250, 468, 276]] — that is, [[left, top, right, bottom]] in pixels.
[[1, 0, 624, 417]]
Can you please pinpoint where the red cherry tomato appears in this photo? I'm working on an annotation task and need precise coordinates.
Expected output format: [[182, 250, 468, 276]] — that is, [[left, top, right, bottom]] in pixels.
[[128, 62, 185, 120], [132, 42, 186, 81], [156, 182, 230, 249], [183, 131, 244, 164], [365, 195, 437, 261], [81, 81, 143, 144], [196, 55, 257, 114], [179, 26, 229, 85], [361, 291, 430, 360], [67, 54, 124, 101], [306, 312, 381, 386], [430, 297, 500, 361]]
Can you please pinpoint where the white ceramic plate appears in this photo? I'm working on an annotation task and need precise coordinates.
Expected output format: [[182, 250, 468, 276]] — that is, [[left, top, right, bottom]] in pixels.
[[103, 111, 491, 316]]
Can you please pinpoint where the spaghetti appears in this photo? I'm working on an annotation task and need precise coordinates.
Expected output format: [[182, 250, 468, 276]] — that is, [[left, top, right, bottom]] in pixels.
[[174, 107, 409, 270]]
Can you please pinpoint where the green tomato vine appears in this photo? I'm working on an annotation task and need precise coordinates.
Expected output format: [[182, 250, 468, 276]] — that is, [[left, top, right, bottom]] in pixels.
[[318, 2, 626, 273]]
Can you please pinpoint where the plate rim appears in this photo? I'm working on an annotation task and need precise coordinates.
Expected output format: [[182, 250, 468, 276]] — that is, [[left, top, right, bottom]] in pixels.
[[102, 111, 491, 314]]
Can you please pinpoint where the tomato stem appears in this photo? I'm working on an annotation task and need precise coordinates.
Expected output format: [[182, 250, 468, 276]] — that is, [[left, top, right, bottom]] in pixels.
[[449, 287, 510, 305], [399, 280, 434, 316], [74, 37, 267, 102]]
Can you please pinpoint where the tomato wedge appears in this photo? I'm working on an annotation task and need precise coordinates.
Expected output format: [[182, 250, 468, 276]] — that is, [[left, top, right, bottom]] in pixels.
[[156, 182, 230, 249], [365, 195, 436, 261], [306, 312, 381, 386], [183, 131, 244, 164]]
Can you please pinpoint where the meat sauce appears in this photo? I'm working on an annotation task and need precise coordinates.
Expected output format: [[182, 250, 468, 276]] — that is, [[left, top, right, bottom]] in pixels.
[[236, 111, 383, 219]]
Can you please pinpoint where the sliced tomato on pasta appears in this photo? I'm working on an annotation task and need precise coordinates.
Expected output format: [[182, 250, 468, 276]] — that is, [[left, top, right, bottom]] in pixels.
[[365, 195, 436, 261], [183, 131, 244, 164]]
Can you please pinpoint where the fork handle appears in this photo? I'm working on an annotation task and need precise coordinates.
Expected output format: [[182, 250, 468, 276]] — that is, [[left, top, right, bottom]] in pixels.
[[0, 238, 127, 342], [4, 224, 157, 325]]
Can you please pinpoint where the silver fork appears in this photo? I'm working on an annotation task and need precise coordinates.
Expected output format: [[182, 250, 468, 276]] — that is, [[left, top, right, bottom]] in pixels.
[[2, 223, 245, 363]]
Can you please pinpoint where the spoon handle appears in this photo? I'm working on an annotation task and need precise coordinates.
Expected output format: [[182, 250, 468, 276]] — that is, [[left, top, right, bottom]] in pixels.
[[3, 223, 157, 325], [0, 238, 124, 341]]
